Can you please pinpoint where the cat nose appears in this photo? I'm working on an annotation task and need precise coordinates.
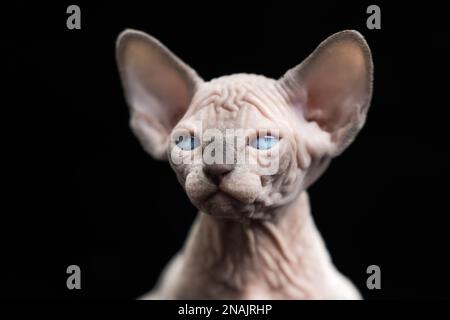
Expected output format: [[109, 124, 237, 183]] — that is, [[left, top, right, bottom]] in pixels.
[[203, 163, 233, 185]]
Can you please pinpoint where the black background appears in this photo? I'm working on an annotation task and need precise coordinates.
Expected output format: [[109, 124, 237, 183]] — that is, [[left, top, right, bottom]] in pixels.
[[4, 1, 449, 299]]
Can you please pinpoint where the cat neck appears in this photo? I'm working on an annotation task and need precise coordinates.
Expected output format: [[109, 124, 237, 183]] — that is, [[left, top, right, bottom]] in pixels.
[[181, 192, 336, 298]]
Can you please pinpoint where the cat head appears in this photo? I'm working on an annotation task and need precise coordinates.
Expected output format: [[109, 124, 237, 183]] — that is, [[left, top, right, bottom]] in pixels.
[[116, 29, 373, 221]]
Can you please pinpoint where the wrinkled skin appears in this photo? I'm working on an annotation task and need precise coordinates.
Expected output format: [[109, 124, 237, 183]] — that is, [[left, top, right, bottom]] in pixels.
[[116, 29, 373, 299]]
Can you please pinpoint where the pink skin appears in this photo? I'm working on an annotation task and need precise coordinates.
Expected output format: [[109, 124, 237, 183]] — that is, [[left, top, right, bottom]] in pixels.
[[116, 29, 373, 299]]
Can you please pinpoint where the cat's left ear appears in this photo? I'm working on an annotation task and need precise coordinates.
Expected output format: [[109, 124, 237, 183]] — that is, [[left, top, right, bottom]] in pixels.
[[279, 30, 373, 156], [116, 29, 203, 160]]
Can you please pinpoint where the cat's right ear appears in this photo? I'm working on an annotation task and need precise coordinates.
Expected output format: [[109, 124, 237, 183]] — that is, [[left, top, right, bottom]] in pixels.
[[116, 29, 203, 160]]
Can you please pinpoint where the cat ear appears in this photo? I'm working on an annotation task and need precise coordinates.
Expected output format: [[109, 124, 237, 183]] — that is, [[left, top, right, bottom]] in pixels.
[[279, 30, 373, 156], [116, 29, 203, 160]]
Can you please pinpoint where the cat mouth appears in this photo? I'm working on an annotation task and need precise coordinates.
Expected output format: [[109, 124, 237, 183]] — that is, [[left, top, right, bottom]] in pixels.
[[201, 190, 257, 219], [185, 176, 260, 219], [204, 190, 244, 206]]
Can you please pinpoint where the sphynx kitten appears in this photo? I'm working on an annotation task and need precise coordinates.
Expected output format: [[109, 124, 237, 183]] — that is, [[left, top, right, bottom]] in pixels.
[[116, 29, 373, 299]]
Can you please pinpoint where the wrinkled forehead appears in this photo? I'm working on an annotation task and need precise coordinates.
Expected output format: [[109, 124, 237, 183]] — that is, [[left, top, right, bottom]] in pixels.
[[180, 74, 291, 132]]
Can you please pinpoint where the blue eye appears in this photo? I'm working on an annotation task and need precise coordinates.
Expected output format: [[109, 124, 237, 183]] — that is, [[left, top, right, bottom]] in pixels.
[[176, 135, 200, 150], [250, 135, 279, 150]]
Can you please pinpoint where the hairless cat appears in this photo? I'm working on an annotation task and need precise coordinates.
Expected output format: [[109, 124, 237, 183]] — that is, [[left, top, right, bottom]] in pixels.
[[116, 29, 373, 299]]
